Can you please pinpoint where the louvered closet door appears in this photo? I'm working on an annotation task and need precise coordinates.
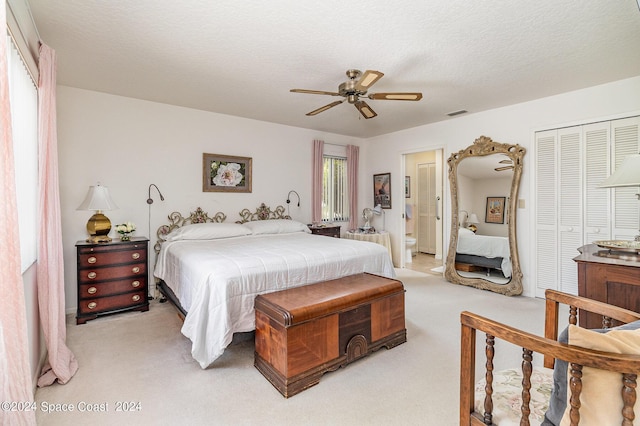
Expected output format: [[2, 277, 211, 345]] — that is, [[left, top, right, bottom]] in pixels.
[[535, 130, 558, 297], [584, 122, 611, 244], [558, 127, 582, 295], [611, 116, 640, 240]]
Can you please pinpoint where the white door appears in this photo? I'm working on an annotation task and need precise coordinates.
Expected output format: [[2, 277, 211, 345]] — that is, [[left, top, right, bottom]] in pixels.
[[417, 163, 436, 254]]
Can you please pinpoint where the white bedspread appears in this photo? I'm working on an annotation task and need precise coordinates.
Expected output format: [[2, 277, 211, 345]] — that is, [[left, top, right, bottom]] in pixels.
[[457, 229, 512, 278], [154, 232, 395, 368]]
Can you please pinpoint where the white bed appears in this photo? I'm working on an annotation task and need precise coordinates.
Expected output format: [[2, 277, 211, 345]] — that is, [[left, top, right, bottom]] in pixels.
[[456, 228, 512, 278], [153, 205, 395, 368]]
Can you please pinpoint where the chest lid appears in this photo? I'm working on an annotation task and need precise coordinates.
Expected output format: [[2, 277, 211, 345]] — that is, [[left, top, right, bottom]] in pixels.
[[254, 273, 403, 327]]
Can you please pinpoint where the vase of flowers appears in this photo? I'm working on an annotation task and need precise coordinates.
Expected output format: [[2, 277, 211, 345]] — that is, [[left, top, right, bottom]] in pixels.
[[115, 222, 136, 241]]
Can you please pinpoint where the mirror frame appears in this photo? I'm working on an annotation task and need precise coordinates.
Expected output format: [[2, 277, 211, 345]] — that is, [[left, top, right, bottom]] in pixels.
[[444, 136, 526, 296]]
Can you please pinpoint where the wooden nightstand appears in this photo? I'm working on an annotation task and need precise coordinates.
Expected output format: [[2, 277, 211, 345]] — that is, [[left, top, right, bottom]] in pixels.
[[307, 224, 341, 238], [76, 237, 149, 324]]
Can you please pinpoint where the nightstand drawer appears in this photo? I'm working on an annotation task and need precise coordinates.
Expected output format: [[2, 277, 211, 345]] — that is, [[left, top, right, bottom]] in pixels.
[[78, 248, 147, 267], [77, 290, 147, 315], [79, 278, 146, 299], [78, 263, 146, 284]]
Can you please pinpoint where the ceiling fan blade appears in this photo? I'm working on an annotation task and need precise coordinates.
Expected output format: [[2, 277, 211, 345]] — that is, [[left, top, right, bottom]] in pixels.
[[368, 92, 423, 101], [354, 70, 384, 92], [354, 100, 377, 119], [291, 89, 341, 96], [306, 100, 344, 116]]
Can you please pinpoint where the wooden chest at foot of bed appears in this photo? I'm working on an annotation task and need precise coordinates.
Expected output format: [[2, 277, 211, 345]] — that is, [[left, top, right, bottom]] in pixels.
[[254, 272, 406, 398]]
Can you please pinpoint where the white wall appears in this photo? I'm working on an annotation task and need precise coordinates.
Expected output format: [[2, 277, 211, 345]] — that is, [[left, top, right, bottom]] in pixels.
[[363, 76, 640, 297], [57, 86, 362, 312], [58, 76, 640, 308]]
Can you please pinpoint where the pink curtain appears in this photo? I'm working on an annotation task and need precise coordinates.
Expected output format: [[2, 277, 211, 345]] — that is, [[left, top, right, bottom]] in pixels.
[[311, 139, 324, 223], [36, 44, 78, 387], [347, 145, 359, 230], [0, 2, 37, 424]]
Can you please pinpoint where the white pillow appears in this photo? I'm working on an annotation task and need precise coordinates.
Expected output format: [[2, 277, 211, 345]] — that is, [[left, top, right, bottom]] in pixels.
[[164, 222, 251, 241], [242, 219, 310, 235], [458, 227, 474, 236]]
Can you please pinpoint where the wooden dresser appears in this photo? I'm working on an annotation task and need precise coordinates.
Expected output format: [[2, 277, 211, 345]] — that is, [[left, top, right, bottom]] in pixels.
[[76, 237, 149, 324], [574, 244, 640, 328]]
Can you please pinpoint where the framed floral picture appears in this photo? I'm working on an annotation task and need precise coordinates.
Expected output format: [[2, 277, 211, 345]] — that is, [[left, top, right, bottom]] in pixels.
[[203, 153, 252, 193], [373, 173, 391, 209], [485, 196, 506, 224]]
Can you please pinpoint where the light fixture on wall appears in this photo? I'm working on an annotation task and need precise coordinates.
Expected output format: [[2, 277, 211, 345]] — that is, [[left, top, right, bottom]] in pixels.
[[77, 183, 118, 243], [147, 184, 165, 300], [286, 190, 300, 215], [373, 203, 386, 231], [599, 153, 640, 241]]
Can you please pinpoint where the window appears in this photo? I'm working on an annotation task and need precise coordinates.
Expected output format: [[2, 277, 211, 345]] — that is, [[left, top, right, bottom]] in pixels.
[[7, 35, 39, 272], [322, 155, 349, 222]]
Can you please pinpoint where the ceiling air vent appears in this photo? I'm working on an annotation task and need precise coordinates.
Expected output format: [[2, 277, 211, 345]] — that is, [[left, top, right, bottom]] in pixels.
[[447, 109, 468, 117]]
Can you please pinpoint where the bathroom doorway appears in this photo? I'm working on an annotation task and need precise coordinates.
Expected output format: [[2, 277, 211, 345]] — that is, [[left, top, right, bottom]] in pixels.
[[402, 149, 444, 270]]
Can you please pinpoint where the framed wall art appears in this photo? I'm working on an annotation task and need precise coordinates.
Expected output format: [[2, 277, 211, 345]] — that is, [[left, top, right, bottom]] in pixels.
[[405, 176, 411, 198], [373, 173, 391, 209], [485, 196, 506, 224], [203, 153, 252, 193]]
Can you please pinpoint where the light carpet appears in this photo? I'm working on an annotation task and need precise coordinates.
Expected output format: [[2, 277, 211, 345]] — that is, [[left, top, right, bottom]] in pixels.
[[35, 270, 547, 425]]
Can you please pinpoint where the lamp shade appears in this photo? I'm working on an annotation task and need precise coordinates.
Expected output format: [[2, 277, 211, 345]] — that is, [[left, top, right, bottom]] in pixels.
[[373, 204, 383, 215], [468, 213, 479, 224], [599, 154, 640, 188], [77, 184, 118, 211]]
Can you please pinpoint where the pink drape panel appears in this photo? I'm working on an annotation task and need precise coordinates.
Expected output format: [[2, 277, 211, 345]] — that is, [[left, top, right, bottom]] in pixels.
[[0, 2, 37, 424], [36, 44, 78, 387], [347, 145, 359, 230], [311, 139, 324, 223]]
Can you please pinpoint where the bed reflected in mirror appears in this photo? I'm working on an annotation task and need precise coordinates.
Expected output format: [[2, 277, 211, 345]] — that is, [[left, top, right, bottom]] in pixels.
[[444, 136, 526, 295]]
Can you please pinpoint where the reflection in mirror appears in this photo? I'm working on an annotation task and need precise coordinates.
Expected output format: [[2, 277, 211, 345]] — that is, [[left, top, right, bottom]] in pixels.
[[444, 136, 526, 295]]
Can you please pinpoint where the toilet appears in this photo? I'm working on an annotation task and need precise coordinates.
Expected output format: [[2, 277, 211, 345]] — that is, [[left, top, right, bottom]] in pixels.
[[405, 237, 416, 263]]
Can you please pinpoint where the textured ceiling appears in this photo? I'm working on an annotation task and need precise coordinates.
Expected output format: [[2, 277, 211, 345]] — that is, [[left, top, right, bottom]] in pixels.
[[28, 0, 640, 138]]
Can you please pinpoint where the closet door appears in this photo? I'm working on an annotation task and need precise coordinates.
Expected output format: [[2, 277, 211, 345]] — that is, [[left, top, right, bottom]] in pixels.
[[611, 116, 640, 240], [534, 130, 558, 297], [557, 127, 583, 295], [583, 122, 611, 244]]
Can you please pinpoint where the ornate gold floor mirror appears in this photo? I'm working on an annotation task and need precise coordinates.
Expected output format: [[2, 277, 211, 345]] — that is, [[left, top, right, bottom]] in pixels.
[[444, 136, 526, 295]]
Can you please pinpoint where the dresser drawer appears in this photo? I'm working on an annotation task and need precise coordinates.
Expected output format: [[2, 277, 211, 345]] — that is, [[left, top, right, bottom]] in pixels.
[[79, 278, 146, 299], [77, 290, 147, 315], [78, 248, 147, 268], [78, 263, 147, 284]]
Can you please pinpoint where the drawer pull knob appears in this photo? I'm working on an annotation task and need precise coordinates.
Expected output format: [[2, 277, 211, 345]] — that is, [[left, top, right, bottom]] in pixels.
[[132, 253, 140, 259], [87, 272, 97, 279], [88, 302, 97, 310], [132, 267, 140, 274], [132, 280, 140, 288], [87, 287, 97, 294], [88, 256, 97, 264], [132, 295, 141, 302]]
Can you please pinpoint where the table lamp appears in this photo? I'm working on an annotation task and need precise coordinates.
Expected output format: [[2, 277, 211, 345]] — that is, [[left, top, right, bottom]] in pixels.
[[373, 204, 386, 231], [77, 183, 119, 243], [467, 213, 479, 233], [599, 153, 640, 241]]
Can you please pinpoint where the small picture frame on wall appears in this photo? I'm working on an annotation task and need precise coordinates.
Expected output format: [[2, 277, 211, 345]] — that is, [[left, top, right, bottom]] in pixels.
[[485, 196, 506, 224], [373, 173, 392, 209], [203, 153, 252, 193], [405, 176, 411, 198]]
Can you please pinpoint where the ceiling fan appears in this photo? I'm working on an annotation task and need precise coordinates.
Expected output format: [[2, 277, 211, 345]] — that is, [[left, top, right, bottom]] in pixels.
[[290, 69, 423, 119]]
